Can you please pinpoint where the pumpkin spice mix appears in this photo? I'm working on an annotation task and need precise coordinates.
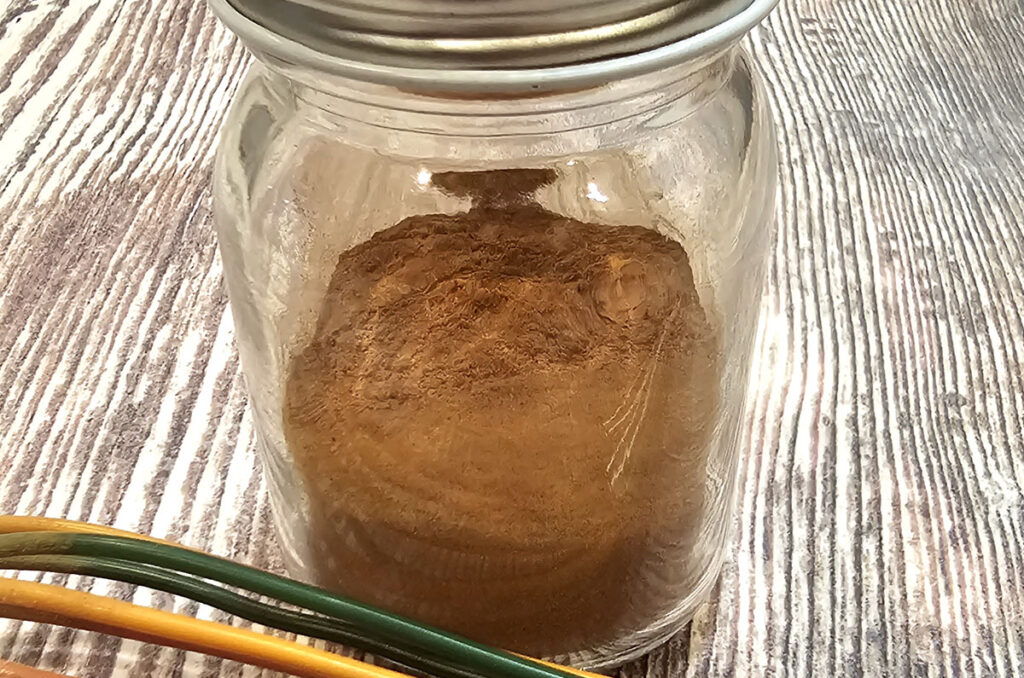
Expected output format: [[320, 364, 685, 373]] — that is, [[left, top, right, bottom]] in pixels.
[[283, 168, 720, 656]]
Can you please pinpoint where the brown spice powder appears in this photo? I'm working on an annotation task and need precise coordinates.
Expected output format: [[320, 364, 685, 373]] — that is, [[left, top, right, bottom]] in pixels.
[[284, 169, 720, 657]]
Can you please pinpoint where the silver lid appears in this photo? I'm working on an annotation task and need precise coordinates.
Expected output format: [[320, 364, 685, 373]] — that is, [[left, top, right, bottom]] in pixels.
[[209, 0, 778, 92]]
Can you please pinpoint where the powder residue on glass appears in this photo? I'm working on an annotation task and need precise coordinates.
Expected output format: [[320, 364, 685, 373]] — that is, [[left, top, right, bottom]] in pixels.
[[283, 168, 720, 657]]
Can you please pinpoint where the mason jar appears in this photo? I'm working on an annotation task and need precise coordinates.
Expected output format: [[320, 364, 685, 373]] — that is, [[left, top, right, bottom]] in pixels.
[[209, 0, 778, 668]]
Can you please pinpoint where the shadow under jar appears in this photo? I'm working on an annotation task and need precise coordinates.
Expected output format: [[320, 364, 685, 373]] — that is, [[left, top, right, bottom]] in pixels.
[[209, 0, 779, 669]]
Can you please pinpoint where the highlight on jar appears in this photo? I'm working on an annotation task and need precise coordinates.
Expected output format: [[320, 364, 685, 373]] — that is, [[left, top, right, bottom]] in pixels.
[[0, 0, 779, 675]]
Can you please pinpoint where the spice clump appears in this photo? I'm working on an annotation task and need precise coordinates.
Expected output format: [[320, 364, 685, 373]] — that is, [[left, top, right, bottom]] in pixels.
[[284, 168, 720, 656]]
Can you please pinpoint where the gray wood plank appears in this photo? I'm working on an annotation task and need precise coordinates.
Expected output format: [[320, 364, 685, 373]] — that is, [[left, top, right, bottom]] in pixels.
[[1, 1, 1022, 676]]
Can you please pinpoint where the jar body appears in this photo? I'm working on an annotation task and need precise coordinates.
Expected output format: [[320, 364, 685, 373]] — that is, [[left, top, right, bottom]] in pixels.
[[213, 47, 777, 668]]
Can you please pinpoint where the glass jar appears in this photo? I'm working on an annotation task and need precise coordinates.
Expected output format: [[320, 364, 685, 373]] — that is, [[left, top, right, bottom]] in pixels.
[[210, 0, 778, 668]]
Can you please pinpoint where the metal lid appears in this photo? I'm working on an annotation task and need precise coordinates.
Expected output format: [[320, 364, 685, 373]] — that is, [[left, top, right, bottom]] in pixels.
[[209, 0, 778, 92]]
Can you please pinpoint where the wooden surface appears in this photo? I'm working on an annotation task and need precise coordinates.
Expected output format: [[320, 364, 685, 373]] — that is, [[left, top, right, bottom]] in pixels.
[[2, 1, 1024, 676]]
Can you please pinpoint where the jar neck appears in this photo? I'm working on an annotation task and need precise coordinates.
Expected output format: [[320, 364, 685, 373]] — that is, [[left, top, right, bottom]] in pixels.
[[260, 46, 739, 139]]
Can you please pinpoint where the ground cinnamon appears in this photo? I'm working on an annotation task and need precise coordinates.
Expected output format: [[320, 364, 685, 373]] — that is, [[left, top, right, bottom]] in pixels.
[[283, 168, 720, 657]]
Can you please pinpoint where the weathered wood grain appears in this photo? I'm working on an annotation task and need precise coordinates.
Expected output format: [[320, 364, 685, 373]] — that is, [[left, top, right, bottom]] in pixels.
[[1, 1, 1023, 677]]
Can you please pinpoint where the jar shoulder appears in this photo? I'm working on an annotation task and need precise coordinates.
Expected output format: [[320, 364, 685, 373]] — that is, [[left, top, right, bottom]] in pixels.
[[214, 49, 777, 222]]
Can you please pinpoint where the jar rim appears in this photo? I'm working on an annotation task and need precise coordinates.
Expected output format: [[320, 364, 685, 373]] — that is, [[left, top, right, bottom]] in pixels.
[[208, 0, 777, 94]]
